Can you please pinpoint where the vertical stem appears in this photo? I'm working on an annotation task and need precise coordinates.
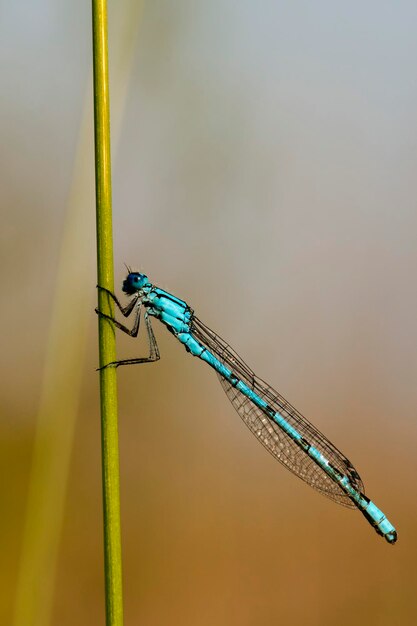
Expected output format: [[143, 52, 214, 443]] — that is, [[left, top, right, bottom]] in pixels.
[[92, 1, 124, 624]]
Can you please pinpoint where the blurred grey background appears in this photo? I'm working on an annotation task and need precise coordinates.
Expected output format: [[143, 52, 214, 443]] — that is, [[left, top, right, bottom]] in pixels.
[[1, 1, 417, 624]]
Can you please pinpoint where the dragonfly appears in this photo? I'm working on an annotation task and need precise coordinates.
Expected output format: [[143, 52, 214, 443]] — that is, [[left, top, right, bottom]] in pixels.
[[96, 271, 397, 544]]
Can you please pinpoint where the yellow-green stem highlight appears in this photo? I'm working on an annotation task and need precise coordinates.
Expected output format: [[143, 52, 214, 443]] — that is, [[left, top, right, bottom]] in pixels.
[[92, 1, 124, 624]]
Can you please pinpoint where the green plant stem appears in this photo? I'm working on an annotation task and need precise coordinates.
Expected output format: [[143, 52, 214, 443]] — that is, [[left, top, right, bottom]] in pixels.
[[92, 1, 124, 624]]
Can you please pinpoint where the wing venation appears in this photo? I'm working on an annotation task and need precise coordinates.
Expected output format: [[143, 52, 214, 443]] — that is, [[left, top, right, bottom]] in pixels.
[[191, 317, 363, 507]]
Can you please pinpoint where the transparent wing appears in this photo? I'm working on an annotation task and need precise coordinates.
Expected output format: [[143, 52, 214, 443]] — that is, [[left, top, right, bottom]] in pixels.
[[191, 317, 364, 508]]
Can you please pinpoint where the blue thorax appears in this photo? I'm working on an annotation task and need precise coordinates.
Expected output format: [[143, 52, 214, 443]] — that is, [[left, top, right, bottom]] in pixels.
[[123, 272, 193, 335]]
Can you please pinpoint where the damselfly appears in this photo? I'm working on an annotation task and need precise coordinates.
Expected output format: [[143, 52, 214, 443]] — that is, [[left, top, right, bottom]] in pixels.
[[96, 271, 397, 544]]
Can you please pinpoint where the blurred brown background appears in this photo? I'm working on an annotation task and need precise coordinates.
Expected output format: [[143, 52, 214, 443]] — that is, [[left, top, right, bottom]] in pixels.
[[1, 1, 417, 624]]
